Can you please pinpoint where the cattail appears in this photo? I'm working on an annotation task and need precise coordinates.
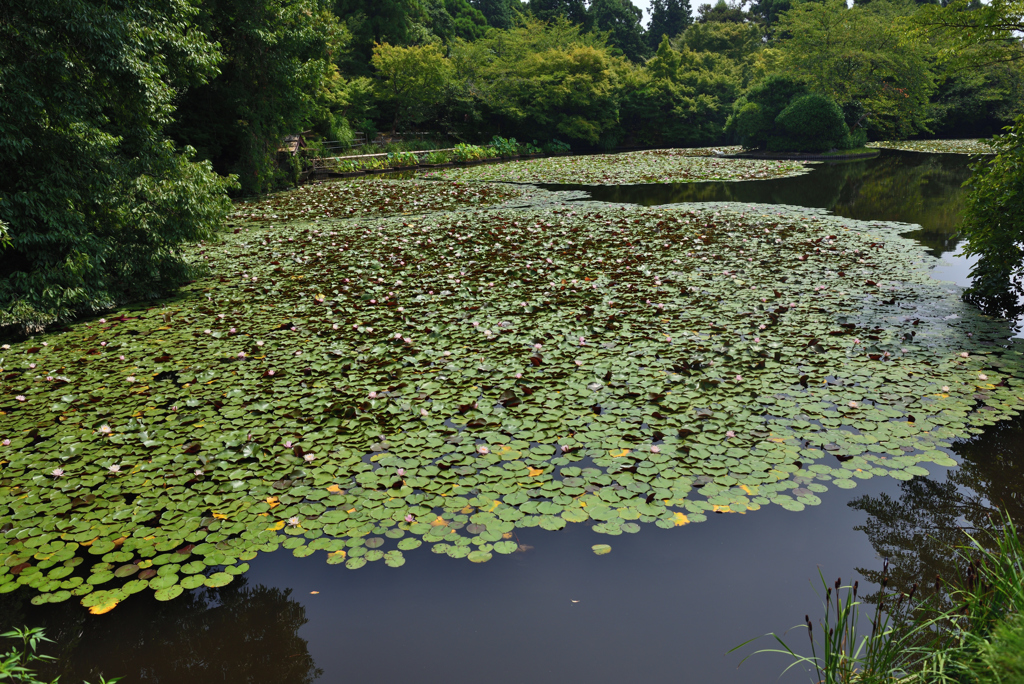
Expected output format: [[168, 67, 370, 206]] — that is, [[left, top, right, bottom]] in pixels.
[[935, 575, 942, 592], [853, 581, 859, 598], [835, 578, 842, 591], [806, 615, 813, 634], [908, 582, 918, 601]]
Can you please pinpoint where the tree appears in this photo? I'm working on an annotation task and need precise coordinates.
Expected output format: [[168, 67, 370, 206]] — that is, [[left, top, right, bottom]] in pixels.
[[696, 0, 749, 23], [335, 0, 421, 66], [959, 115, 1024, 320], [647, 0, 693, 50], [677, 19, 762, 61], [772, 0, 936, 138], [769, 93, 854, 151], [449, 19, 626, 145], [727, 74, 808, 147], [372, 42, 454, 134], [748, 0, 792, 37], [528, 0, 589, 25], [588, 0, 650, 62], [169, 0, 345, 195], [472, 0, 520, 28], [620, 35, 743, 146], [0, 0, 235, 328]]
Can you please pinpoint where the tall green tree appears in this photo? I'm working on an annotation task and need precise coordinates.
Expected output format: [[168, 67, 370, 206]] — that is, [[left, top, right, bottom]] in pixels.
[[773, 0, 936, 138], [0, 0, 235, 327], [471, 0, 520, 28], [647, 0, 693, 50], [588, 0, 650, 62], [959, 115, 1024, 318], [170, 0, 345, 195], [696, 0, 749, 23], [450, 19, 626, 144], [528, 0, 588, 25], [335, 0, 421, 65], [372, 42, 454, 133]]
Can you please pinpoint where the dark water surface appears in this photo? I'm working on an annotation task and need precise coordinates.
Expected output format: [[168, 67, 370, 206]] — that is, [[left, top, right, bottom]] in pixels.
[[6, 150, 1023, 684]]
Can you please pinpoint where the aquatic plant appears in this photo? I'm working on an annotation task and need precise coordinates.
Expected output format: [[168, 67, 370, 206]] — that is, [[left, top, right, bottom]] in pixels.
[[421, 148, 799, 185], [0, 627, 119, 683], [868, 140, 995, 156], [1, 181, 1022, 611]]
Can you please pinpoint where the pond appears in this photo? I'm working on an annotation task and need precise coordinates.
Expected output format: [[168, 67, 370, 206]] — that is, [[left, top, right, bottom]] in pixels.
[[3, 149, 1022, 684]]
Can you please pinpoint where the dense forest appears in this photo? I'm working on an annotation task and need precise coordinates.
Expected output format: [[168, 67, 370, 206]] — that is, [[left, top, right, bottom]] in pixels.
[[1, 0, 1022, 325]]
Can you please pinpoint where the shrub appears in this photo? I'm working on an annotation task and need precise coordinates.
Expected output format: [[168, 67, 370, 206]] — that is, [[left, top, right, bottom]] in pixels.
[[386, 151, 419, 168], [543, 139, 572, 154], [768, 94, 852, 153], [490, 136, 520, 157], [960, 115, 1024, 319], [453, 143, 486, 162], [728, 75, 809, 149]]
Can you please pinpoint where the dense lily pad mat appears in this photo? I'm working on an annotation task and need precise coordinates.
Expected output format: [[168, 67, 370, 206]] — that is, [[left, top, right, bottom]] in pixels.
[[229, 179, 522, 223], [2, 186, 1023, 611], [868, 140, 994, 155], [420, 149, 805, 185]]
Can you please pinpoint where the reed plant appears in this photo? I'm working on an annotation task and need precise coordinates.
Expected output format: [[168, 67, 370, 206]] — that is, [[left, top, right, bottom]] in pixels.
[[734, 513, 1024, 684]]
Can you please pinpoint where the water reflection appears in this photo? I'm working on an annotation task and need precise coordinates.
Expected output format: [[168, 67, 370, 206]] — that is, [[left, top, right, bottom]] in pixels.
[[547, 150, 972, 258], [0, 579, 320, 683], [848, 412, 1024, 601]]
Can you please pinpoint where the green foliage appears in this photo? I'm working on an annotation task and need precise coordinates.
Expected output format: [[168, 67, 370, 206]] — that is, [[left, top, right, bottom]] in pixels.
[[975, 614, 1024, 684], [740, 516, 1024, 683], [489, 136, 521, 157], [0, 0, 236, 328], [769, 94, 853, 153], [960, 116, 1024, 319], [586, 0, 650, 62], [646, 0, 693, 50], [677, 20, 762, 62], [471, 0, 520, 29], [620, 36, 744, 147], [451, 19, 624, 145], [728, 75, 809, 148], [372, 42, 454, 135], [170, 0, 344, 196], [453, 143, 487, 161], [773, 0, 936, 138], [385, 151, 419, 167], [0, 627, 119, 683]]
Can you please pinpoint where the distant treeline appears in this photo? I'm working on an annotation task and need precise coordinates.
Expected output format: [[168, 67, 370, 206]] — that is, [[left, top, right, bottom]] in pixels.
[[1, 0, 1022, 326]]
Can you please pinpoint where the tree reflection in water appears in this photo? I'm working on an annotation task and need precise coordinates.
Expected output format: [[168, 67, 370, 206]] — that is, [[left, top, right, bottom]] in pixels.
[[848, 413, 1024, 604], [0, 578, 321, 683], [554, 149, 972, 257]]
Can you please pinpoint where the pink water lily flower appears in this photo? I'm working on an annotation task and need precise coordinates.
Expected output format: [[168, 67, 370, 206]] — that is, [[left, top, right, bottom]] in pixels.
[[726, 431, 736, 438], [1, 439, 9, 446], [51, 468, 64, 478], [960, 352, 969, 358], [284, 441, 293, 448], [478, 446, 489, 454], [650, 445, 660, 453], [194, 469, 203, 477], [237, 352, 246, 359], [942, 386, 950, 392], [303, 453, 315, 462], [979, 374, 988, 381], [108, 465, 121, 474], [735, 375, 743, 382], [15, 395, 26, 402], [98, 425, 112, 435], [849, 401, 858, 408], [405, 514, 414, 522], [288, 516, 300, 527]]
